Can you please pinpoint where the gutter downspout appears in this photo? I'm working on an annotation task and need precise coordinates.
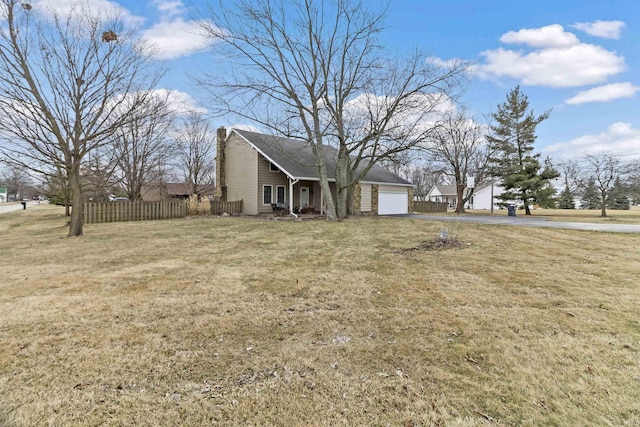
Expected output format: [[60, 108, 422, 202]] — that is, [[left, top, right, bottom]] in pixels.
[[289, 178, 299, 220]]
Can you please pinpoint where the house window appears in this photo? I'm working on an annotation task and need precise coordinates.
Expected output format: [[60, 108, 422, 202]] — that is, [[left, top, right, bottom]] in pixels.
[[276, 186, 286, 204], [270, 163, 279, 172], [263, 185, 273, 205]]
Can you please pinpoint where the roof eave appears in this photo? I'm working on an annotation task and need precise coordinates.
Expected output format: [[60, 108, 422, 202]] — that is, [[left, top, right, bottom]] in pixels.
[[360, 180, 413, 187]]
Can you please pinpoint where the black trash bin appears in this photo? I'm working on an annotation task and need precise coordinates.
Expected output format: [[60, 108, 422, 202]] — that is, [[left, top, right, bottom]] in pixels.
[[507, 204, 516, 217], [21, 201, 27, 210]]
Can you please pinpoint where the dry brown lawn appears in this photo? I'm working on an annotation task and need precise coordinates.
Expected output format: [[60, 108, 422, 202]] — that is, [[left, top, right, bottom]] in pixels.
[[1, 204, 639, 426], [466, 206, 640, 224]]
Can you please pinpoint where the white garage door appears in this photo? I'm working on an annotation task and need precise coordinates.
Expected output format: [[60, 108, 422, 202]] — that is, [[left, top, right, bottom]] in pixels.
[[378, 187, 408, 215]]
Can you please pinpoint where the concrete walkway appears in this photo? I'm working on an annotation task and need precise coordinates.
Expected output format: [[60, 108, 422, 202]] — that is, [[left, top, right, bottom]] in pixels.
[[400, 214, 640, 234]]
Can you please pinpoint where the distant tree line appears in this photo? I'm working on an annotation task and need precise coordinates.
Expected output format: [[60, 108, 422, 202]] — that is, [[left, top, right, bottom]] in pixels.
[[0, 0, 637, 237], [556, 154, 637, 216]]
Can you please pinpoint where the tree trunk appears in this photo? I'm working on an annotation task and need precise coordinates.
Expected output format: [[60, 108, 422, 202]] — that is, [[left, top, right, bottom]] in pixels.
[[347, 185, 355, 215], [313, 143, 336, 220], [455, 183, 466, 214], [336, 186, 349, 219], [67, 164, 83, 237], [601, 191, 607, 217], [335, 149, 350, 219], [523, 190, 531, 215], [319, 172, 336, 220]]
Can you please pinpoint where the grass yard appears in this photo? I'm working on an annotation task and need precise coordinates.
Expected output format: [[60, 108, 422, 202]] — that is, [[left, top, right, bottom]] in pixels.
[[465, 206, 640, 224], [1, 204, 639, 426]]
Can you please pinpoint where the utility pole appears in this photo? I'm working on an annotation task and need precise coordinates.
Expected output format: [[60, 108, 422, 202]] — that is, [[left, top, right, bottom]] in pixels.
[[490, 182, 494, 214]]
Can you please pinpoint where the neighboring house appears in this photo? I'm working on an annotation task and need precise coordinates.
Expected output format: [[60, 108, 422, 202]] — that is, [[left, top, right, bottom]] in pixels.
[[426, 181, 505, 210], [426, 185, 457, 209], [466, 181, 505, 210], [216, 127, 413, 215], [142, 183, 216, 202], [0, 186, 7, 203]]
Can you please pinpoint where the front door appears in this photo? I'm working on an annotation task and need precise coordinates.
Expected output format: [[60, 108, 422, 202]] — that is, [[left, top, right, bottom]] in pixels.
[[300, 187, 310, 206]]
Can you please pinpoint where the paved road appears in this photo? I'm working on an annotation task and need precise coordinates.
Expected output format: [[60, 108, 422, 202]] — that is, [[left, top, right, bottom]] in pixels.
[[400, 214, 640, 234], [0, 201, 45, 215]]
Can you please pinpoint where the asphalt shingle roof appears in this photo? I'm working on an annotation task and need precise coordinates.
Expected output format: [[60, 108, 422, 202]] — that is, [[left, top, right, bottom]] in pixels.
[[233, 129, 412, 186]]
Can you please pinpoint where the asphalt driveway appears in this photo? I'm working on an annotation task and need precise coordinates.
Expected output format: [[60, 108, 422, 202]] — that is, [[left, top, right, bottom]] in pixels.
[[399, 214, 640, 234]]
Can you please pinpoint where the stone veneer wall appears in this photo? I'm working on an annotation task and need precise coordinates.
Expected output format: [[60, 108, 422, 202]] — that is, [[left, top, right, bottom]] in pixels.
[[215, 127, 227, 201], [353, 184, 361, 215], [371, 185, 379, 215]]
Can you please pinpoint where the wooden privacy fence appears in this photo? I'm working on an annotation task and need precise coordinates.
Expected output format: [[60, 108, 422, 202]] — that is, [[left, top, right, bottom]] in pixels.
[[83, 199, 243, 224], [413, 201, 449, 213], [83, 200, 188, 224], [210, 199, 243, 215]]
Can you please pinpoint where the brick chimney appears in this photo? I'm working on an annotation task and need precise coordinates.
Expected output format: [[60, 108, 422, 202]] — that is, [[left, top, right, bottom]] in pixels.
[[215, 126, 227, 201]]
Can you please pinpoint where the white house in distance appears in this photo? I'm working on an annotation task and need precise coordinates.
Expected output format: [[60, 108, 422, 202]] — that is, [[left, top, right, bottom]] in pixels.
[[426, 181, 505, 210], [0, 186, 7, 203], [426, 184, 458, 209]]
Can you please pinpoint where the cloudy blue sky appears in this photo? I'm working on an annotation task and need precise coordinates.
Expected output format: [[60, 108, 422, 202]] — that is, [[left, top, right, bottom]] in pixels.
[[32, 0, 640, 160]]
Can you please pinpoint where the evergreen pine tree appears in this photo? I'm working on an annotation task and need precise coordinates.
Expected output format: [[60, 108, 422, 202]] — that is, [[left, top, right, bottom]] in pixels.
[[557, 185, 575, 209], [580, 178, 601, 209], [487, 86, 559, 215], [608, 178, 630, 210]]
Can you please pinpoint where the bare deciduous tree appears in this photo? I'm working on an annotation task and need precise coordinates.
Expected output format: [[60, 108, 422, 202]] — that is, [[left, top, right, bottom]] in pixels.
[[423, 110, 491, 213], [627, 160, 640, 205], [81, 150, 119, 201], [0, 1, 158, 236], [175, 113, 216, 198], [557, 160, 582, 194], [583, 153, 622, 217], [111, 95, 175, 201], [198, 0, 465, 219], [0, 162, 31, 199], [406, 163, 446, 201]]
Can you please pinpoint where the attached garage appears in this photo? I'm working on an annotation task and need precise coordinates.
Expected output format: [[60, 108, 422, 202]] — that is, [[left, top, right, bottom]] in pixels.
[[378, 185, 409, 215]]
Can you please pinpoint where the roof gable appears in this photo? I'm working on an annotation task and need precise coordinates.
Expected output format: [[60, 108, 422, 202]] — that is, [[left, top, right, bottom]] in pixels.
[[231, 129, 411, 186], [434, 185, 457, 196]]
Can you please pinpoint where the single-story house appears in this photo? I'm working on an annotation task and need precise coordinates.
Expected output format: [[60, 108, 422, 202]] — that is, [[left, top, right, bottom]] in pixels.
[[426, 181, 505, 210], [426, 185, 458, 209], [216, 127, 414, 215], [467, 181, 505, 210], [142, 183, 216, 202]]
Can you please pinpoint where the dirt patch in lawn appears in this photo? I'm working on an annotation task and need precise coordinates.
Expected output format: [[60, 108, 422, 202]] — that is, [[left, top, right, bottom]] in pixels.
[[399, 238, 468, 252]]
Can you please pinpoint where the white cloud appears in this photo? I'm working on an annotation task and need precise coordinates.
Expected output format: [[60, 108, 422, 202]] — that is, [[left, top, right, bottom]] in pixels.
[[427, 56, 466, 69], [544, 122, 640, 159], [500, 24, 579, 48], [476, 24, 626, 88], [571, 20, 626, 40], [142, 18, 213, 60], [565, 82, 639, 105], [31, 0, 145, 27], [150, 0, 185, 19], [151, 89, 206, 115], [141, 1, 219, 60]]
